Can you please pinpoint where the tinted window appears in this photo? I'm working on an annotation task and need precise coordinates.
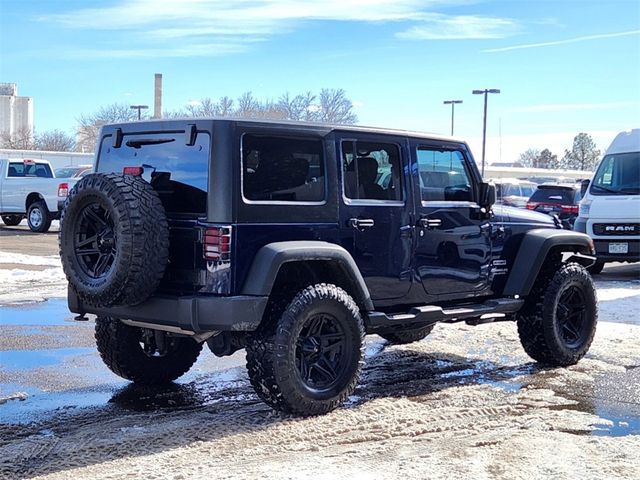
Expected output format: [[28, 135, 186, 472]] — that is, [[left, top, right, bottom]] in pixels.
[[98, 131, 210, 214], [8, 162, 53, 178], [342, 140, 402, 201], [55, 167, 78, 178], [530, 187, 575, 204], [416, 147, 472, 202], [242, 134, 324, 202]]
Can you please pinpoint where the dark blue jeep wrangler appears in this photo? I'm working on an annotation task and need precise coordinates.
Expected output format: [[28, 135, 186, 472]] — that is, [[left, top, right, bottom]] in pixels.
[[59, 119, 598, 415]]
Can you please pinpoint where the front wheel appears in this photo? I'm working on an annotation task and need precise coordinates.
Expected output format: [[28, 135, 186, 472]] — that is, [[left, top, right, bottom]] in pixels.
[[95, 317, 202, 384], [27, 201, 52, 233], [246, 284, 365, 416], [1, 214, 23, 226], [517, 263, 597, 366]]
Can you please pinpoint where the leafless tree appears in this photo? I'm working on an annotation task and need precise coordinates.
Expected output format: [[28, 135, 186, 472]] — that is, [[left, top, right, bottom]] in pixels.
[[316, 88, 358, 124], [76, 103, 141, 152], [277, 92, 317, 121], [34, 129, 76, 152], [561, 133, 600, 171], [0, 127, 35, 150]]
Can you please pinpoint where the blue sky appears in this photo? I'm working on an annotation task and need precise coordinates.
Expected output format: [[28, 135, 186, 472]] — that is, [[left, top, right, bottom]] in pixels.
[[1, 0, 639, 164]]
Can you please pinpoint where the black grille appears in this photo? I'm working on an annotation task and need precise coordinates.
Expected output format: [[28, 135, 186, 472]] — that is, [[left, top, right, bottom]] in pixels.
[[593, 223, 640, 235]]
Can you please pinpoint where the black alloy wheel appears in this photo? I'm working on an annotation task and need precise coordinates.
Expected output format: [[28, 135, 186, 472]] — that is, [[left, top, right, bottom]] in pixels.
[[296, 313, 349, 392], [73, 202, 116, 280], [556, 285, 589, 349]]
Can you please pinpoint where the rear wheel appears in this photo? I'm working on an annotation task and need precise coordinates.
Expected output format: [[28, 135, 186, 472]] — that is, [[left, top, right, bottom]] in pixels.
[[1, 214, 23, 226], [517, 262, 597, 366], [95, 317, 202, 384], [246, 284, 365, 416], [27, 201, 52, 233], [379, 324, 434, 345]]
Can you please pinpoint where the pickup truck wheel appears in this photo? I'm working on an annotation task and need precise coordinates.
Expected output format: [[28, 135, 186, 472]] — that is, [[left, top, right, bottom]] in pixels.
[[246, 284, 365, 416], [95, 317, 202, 384], [517, 263, 597, 367], [587, 261, 604, 275], [59, 173, 169, 308], [379, 324, 434, 344], [1, 214, 23, 226], [27, 201, 52, 233]]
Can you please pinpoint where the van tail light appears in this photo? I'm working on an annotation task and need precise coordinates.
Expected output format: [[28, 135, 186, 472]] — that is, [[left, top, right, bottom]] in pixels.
[[58, 182, 69, 197], [123, 166, 144, 176], [526, 202, 537, 210], [561, 205, 578, 214], [203, 227, 232, 262]]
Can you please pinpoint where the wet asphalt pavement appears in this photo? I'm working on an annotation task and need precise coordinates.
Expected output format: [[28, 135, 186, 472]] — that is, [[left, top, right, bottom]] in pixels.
[[1, 263, 639, 435]]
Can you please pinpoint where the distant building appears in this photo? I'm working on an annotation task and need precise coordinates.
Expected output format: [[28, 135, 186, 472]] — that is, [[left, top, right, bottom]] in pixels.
[[0, 83, 34, 137]]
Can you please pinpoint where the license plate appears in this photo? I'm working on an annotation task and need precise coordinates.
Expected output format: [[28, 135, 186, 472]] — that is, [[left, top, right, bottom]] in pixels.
[[542, 205, 553, 212], [609, 243, 628, 254]]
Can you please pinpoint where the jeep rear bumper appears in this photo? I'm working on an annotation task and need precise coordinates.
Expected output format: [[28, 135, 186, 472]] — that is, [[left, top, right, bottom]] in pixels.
[[68, 286, 268, 333]]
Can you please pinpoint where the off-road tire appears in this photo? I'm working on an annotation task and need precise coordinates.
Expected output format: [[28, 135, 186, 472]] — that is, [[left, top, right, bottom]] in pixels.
[[379, 324, 434, 344], [1, 214, 23, 226], [27, 200, 52, 233], [59, 173, 169, 308], [95, 316, 202, 384], [587, 261, 605, 275], [246, 283, 365, 416], [517, 262, 597, 366]]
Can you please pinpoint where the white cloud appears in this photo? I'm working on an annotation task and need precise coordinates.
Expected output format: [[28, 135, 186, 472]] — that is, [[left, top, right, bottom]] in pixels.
[[483, 29, 640, 53], [352, 100, 365, 108], [38, 0, 517, 58], [396, 14, 519, 40]]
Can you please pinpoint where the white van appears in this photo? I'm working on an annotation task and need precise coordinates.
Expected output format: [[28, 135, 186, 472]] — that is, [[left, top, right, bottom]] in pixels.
[[575, 129, 640, 273]]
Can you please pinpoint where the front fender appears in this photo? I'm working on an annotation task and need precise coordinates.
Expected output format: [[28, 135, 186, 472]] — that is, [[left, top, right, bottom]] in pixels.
[[503, 229, 594, 297]]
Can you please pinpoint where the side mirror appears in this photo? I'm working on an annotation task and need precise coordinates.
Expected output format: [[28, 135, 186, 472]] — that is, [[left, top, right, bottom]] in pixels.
[[479, 182, 496, 209], [580, 179, 590, 196]]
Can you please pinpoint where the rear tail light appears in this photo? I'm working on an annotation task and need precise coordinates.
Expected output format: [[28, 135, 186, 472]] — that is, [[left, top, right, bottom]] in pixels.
[[526, 202, 537, 210], [123, 166, 144, 176], [58, 182, 69, 197], [203, 227, 232, 261], [561, 205, 579, 214]]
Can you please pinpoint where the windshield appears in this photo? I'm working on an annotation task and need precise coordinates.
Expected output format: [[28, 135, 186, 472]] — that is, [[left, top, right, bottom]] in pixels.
[[591, 152, 640, 195], [55, 167, 78, 178]]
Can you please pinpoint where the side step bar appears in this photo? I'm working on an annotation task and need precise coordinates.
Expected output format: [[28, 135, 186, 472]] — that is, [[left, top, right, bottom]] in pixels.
[[366, 298, 524, 331]]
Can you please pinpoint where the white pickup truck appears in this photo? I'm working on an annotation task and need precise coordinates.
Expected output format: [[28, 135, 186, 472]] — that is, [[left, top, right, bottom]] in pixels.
[[0, 158, 78, 232]]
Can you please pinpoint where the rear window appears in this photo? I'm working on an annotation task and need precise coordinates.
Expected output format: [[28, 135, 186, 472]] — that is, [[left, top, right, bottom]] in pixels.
[[242, 134, 325, 203], [530, 187, 576, 204], [8, 162, 53, 178], [97, 131, 210, 215]]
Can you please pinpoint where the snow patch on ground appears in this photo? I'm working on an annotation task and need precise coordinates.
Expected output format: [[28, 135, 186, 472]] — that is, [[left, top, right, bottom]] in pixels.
[[0, 252, 61, 267]]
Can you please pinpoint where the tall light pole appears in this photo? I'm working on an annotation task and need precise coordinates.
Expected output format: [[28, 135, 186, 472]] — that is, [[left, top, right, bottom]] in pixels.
[[472, 89, 500, 176], [130, 104, 148, 120], [443, 100, 462, 136]]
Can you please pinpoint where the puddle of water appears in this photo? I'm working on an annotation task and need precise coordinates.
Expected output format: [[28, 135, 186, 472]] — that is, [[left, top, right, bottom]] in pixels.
[[0, 347, 95, 370], [0, 298, 87, 326]]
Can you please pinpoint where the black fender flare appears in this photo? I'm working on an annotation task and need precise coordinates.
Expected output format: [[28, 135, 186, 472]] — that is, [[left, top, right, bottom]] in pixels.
[[503, 229, 595, 297], [241, 241, 374, 311]]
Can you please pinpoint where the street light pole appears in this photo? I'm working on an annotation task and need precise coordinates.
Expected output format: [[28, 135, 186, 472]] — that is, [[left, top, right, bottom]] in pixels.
[[130, 104, 149, 121], [443, 100, 463, 136], [472, 89, 500, 176]]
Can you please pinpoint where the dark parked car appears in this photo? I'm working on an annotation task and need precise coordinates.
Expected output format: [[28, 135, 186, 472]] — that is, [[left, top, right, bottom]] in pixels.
[[527, 183, 582, 227], [59, 119, 598, 416]]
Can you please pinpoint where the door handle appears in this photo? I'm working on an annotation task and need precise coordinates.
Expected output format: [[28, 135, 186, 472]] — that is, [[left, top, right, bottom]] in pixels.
[[349, 218, 375, 229], [419, 218, 442, 229]]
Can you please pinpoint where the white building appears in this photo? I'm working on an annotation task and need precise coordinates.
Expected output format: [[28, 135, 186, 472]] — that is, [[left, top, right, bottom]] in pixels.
[[0, 83, 34, 137]]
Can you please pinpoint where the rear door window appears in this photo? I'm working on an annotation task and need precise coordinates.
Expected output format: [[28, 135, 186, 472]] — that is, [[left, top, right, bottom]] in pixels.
[[242, 134, 325, 203], [97, 131, 210, 215]]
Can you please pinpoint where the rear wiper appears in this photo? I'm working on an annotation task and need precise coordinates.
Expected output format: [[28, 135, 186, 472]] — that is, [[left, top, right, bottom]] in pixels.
[[125, 138, 175, 149]]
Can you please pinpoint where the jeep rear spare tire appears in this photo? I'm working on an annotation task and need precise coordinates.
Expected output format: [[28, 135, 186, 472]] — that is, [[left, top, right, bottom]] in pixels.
[[59, 173, 169, 308]]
